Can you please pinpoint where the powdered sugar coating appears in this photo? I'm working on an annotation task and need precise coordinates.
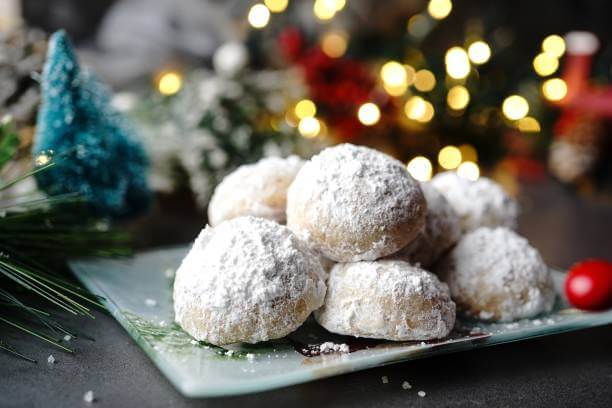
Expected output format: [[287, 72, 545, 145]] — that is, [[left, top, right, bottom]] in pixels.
[[437, 227, 555, 322], [173, 216, 326, 345], [287, 144, 426, 262], [315, 260, 456, 341], [208, 155, 304, 226], [430, 172, 518, 232], [390, 182, 461, 267]]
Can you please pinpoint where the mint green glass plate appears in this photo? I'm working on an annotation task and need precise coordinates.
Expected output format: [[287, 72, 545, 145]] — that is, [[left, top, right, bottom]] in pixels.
[[70, 247, 612, 398]]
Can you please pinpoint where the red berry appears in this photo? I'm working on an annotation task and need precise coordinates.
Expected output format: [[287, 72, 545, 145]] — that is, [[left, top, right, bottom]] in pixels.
[[564, 259, 612, 311]]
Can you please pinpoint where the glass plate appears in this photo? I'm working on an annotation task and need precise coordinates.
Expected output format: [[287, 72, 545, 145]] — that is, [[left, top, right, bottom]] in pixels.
[[69, 247, 612, 398]]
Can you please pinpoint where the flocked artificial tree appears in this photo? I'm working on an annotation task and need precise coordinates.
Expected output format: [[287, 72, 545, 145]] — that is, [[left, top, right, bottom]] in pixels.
[[33, 30, 151, 217]]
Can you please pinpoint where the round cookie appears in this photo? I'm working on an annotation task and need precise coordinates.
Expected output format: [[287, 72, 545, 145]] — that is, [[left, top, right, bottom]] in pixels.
[[437, 227, 555, 322], [315, 260, 456, 341], [287, 144, 426, 262], [173, 216, 326, 345], [208, 155, 304, 226], [391, 182, 461, 268], [430, 171, 518, 232]]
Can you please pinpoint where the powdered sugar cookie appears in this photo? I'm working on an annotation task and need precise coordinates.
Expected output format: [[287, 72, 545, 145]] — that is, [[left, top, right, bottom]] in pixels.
[[430, 171, 518, 232], [437, 227, 555, 322], [173, 216, 326, 345], [208, 155, 304, 226], [315, 260, 456, 341], [391, 182, 461, 267], [287, 144, 426, 262]]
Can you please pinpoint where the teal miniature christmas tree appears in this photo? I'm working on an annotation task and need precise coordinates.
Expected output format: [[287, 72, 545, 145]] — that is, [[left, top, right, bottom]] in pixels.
[[33, 30, 151, 217]]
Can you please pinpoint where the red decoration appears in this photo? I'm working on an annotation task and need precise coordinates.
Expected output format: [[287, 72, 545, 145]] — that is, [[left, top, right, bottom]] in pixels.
[[564, 259, 612, 311], [278, 27, 388, 141]]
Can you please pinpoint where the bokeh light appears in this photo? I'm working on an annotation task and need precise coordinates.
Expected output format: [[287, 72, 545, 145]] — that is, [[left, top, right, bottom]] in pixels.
[[542, 34, 566, 58], [248, 4, 271, 28], [157, 71, 183, 95], [414, 69, 436, 92], [313, 0, 337, 20], [298, 117, 321, 138], [445, 47, 470, 79], [533, 52, 559, 76], [438, 145, 462, 170], [264, 0, 288, 13], [294, 99, 316, 119], [427, 0, 453, 20], [468, 41, 491, 65], [447, 85, 470, 110], [458, 144, 478, 162], [321, 31, 348, 58], [404, 96, 427, 120], [407, 156, 433, 181], [381, 61, 407, 87], [517, 117, 541, 133], [542, 78, 568, 101], [457, 161, 480, 180], [502, 95, 529, 120], [357, 102, 381, 126]]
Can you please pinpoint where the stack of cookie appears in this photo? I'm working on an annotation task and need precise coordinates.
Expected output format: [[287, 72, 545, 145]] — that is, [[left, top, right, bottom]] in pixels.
[[173, 144, 555, 346]]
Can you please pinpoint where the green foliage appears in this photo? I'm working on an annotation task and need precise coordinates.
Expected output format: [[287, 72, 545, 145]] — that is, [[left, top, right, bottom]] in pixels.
[[0, 118, 130, 362]]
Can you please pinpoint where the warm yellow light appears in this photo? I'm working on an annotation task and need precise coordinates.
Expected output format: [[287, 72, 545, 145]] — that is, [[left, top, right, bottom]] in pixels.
[[447, 85, 470, 110], [157, 72, 183, 95], [313, 0, 336, 20], [468, 41, 491, 65], [502, 95, 529, 120], [264, 0, 288, 13], [298, 117, 321, 138], [458, 144, 478, 162], [381, 61, 407, 87], [384, 82, 408, 97], [457, 161, 480, 181], [404, 96, 427, 120], [414, 69, 436, 92], [542, 34, 566, 58], [407, 156, 433, 181], [34, 152, 52, 166], [445, 47, 470, 79], [438, 145, 462, 170], [321, 31, 347, 58], [248, 4, 271, 28], [517, 117, 541, 133], [533, 52, 559, 77], [418, 101, 435, 123], [333, 0, 346, 11], [542, 78, 568, 101], [294, 99, 317, 119], [427, 0, 452, 20], [357, 102, 381, 126]]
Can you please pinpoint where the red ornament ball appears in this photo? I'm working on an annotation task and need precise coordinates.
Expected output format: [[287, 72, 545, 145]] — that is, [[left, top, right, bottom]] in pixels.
[[564, 259, 612, 311]]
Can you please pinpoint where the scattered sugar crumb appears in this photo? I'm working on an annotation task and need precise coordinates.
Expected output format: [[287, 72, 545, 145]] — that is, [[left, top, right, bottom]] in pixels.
[[63, 335, 71, 342], [420, 342, 427, 346], [144, 298, 157, 307], [381, 376, 389, 384], [402, 381, 412, 390], [225, 350, 235, 357], [505, 323, 519, 330], [470, 327, 482, 334], [532, 319, 542, 326], [418, 390, 426, 397], [190, 340, 198, 345], [47, 355, 55, 364], [319, 341, 350, 354], [83, 390, 95, 404], [246, 353, 255, 362], [546, 318, 555, 325]]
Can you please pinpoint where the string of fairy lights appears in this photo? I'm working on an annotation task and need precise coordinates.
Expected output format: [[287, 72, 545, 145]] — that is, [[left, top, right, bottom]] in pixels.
[[152, 0, 571, 183]]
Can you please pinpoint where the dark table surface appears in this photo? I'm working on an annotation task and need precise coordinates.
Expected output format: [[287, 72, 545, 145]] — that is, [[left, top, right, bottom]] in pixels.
[[2, 180, 612, 408]]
